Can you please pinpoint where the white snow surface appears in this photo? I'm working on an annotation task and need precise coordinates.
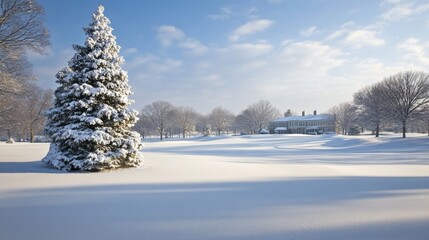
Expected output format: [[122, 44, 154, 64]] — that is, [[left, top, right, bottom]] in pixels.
[[1, 133, 429, 240]]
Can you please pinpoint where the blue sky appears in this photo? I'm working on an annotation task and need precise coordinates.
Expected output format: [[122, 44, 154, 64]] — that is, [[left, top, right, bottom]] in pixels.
[[30, 0, 429, 114]]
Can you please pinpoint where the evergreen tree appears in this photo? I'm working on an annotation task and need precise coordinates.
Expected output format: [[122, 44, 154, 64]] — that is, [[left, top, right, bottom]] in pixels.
[[43, 6, 143, 171]]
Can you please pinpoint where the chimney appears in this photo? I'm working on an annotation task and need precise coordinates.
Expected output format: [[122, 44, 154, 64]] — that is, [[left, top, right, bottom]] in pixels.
[[313, 110, 317, 115], [302, 111, 305, 116]]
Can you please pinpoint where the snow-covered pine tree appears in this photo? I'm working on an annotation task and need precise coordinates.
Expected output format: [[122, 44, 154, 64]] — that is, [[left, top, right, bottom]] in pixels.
[[43, 5, 143, 171]]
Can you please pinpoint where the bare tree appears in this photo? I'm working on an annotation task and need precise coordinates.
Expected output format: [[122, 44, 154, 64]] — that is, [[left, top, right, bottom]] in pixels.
[[329, 102, 358, 135], [0, 0, 49, 125], [354, 84, 385, 137], [0, 0, 49, 54], [248, 100, 280, 133], [0, 51, 34, 92], [0, 69, 21, 95], [379, 71, 429, 138], [0, 51, 35, 122], [176, 106, 197, 138], [421, 105, 429, 136], [164, 109, 179, 138], [236, 109, 257, 134], [407, 109, 429, 136], [195, 114, 210, 136], [208, 107, 235, 135], [140, 100, 176, 140], [0, 0, 48, 95], [5, 84, 52, 142], [235, 100, 280, 134], [133, 114, 156, 138]]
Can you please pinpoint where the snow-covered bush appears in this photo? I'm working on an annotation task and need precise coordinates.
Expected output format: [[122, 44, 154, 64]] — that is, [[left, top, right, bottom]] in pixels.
[[42, 6, 143, 171], [6, 138, 15, 144]]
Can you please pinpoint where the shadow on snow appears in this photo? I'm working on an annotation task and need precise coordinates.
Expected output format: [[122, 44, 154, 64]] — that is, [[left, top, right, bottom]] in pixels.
[[144, 135, 429, 165], [1, 177, 428, 240]]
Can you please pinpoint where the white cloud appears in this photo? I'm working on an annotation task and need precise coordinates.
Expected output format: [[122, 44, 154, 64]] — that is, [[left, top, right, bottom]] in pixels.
[[124, 54, 159, 69], [126, 55, 183, 88], [125, 39, 352, 113], [208, 6, 258, 21], [229, 43, 273, 57], [124, 54, 182, 77], [326, 21, 384, 48], [156, 25, 208, 55], [229, 19, 274, 42], [178, 38, 208, 55], [30, 0, 429, 115], [381, 2, 429, 21], [33, 39, 404, 115], [343, 29, 385, 48], [382, 0, 406, 5], [208, 6, 233, 20], [201, 74, 224, 86], [325, 21, 355, 41], [300, 26, 320, 37], [381, 3, 413, 21], [325, 20, 385, 48], [325, 29, 348, 41], [281, 39, 294, 46], [332, 57, 418, 94], [398, 38, 429, 66], [157, 25, 185, 47], [281, 41, 345, 70]]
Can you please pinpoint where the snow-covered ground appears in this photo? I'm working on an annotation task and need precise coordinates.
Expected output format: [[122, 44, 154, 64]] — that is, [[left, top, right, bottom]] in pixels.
[[1, 133, 429, 240]]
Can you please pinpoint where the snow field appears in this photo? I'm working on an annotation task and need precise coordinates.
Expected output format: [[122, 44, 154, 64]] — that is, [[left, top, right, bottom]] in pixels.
[[0, 133, 429, 239]]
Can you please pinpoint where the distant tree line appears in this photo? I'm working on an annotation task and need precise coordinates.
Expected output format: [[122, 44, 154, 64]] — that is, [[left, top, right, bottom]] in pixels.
[[329, 71, 429, 138], [135, 100, 280, 140], [139, 71, 429, 140]]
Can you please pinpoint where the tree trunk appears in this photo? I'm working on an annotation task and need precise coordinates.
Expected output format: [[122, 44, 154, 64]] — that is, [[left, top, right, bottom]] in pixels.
[[160, 128, 163, 140], [182, 130, 185, 139], [7, 129, 11, 139], [30, 129, 34, 143], [218, 129, 221, 135], [375, 122, 379, 138], [402, 120, 406, 138]]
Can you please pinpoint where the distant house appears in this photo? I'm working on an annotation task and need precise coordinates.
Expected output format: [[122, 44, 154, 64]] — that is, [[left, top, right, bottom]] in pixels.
[[270, 110, 335, 134]]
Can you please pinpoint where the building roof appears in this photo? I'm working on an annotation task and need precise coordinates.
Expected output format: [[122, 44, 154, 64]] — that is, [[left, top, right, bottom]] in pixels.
[[272, 113, 331, 122]]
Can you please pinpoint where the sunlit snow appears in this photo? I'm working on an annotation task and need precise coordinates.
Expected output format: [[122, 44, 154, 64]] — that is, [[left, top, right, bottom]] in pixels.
[[1, 133, 429, 239]]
